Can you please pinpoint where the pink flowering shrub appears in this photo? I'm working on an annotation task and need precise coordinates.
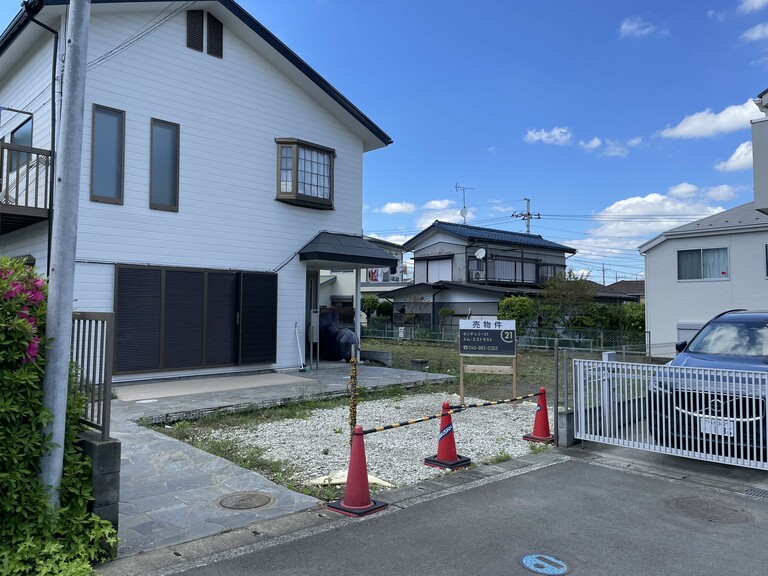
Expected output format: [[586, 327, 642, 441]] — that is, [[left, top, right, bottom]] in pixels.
[[0, 257, 46, 366]]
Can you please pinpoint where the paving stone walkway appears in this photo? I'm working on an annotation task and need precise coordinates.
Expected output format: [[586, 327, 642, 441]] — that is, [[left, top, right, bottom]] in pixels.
[[111, 365, 451, 556]]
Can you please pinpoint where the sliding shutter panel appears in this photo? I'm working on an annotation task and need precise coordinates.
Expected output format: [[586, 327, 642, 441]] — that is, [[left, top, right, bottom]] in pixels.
[[239, 272, 277, 365], [206, 272, 239, 366], [115, 267, 161, 373], [163, 270, 204, 369]]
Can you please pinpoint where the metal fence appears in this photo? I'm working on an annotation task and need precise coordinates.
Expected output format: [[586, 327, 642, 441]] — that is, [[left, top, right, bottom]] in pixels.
[[573, 359, 768, 470], [361, 323, 649, 352], [70, 312, 114, 440]]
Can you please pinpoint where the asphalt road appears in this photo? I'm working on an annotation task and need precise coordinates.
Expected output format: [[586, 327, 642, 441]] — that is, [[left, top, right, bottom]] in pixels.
[[111, 452, 768, 576]]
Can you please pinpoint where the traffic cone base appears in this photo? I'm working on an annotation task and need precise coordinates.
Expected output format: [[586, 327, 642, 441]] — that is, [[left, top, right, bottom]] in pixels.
[[424, 453, 472, 470], [326, 498, 388, 517], [523, 387, 554, 444], [326, 424, 388, 517]]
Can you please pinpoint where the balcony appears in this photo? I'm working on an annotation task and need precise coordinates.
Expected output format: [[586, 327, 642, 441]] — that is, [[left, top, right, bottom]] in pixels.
[[0, 142, 51, 235]]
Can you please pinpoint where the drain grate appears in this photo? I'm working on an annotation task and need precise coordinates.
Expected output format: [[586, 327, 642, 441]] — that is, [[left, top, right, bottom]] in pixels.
[[671, 496, 753, 524], [219, 491, 274, 510], [745, 488, 768, 499]]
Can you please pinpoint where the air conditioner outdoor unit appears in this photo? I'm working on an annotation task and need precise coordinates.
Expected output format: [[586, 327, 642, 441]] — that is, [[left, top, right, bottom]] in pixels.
[[472, 270, 485, 281]]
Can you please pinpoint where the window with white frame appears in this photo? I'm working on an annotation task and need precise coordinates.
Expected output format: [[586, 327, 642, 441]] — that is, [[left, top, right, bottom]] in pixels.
[[276, 139, 334, 209], [677, 247, 728, 280]]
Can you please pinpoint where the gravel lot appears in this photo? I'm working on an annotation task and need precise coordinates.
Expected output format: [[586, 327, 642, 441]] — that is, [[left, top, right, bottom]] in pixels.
[[201, 392, 552, 488]]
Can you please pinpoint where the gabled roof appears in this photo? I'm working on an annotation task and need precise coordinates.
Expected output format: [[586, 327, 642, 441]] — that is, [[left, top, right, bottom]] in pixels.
[[638, 202, 768, 252], [403, 220, 576, 253], [2, 1, 392, 151]]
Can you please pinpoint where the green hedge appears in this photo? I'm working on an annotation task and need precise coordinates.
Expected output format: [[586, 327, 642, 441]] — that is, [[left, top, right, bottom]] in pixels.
[[0, 257, 116, 575]]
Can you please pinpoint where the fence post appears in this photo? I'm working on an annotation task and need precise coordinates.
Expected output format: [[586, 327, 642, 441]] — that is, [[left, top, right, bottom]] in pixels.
[[553, 338, 559, 446]]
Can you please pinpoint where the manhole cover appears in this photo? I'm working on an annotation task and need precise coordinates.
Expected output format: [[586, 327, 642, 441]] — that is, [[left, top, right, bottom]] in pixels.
[[219, 491, 273, 510], [671, 496, 753, 524], [518, 554, 571, 575]]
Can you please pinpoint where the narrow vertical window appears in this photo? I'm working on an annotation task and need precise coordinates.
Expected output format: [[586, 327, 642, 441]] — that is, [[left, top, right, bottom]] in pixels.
[[187, 10, 204, 51], [207, 13, 223, 58], [90, 105, 124, 204], [150, 119, 180, 211], [10, 117, 32, 171]]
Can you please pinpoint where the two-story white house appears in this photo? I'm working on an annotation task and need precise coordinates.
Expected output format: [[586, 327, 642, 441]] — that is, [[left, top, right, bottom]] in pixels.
[[0, 0, 395, 380], [639, 203, 768, 356]]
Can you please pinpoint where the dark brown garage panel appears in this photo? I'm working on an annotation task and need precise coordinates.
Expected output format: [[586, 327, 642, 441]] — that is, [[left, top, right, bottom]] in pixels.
[[115, 267, 162, 372], [239, 272, 277, 365]]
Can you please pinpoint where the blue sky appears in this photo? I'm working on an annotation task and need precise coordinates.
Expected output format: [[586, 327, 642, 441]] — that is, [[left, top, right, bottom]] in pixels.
[[2, 1, 767, 282]]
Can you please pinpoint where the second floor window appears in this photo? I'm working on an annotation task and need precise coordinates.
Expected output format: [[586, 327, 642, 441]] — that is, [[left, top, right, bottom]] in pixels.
[[150, 119, 180, 211], [678, 247, 728, 280], [91, 105, 125, 204], [276, 139, 334, 209]]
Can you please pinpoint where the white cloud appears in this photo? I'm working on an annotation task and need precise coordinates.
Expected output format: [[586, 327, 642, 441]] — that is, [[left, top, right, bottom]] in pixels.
[[657, 100, 763, 138], [579, 137, 601, 151], [423, 199, 455, 210], [415, 208, 472, 229], [375, 201, 416, 214], [667, 182, 699, 199], [524, 126, 573, 145], [742, 22, 768, 41], [619, 16, 656, 38], [715, 141, 753, 171], [368, 233, 411, 246], [487, 146, 496, 154], [573, 194, 725, 251], [602, 140, 629, 158], [627, 136, 643, 147], [705, 184, 738, 201], [739, 0, 768, 14]]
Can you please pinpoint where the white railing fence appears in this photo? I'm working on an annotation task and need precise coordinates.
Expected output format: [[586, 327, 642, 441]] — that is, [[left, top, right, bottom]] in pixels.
[[573, 360, 768, 470]]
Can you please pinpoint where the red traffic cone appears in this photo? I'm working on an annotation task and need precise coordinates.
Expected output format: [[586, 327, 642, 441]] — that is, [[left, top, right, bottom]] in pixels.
[[327, 425, 388, 517], [424, 401, 471, 470], [523, 387, 554, 444]]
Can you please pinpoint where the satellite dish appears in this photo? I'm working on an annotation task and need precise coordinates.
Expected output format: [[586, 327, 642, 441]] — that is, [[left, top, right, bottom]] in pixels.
[[475, 248, 486, 259]]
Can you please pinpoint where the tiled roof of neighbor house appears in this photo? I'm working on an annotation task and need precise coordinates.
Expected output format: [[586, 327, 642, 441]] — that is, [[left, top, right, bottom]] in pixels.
[[404, 221, 576, 253], [639, 202, 768, 252], [607, 280, 645, 297]]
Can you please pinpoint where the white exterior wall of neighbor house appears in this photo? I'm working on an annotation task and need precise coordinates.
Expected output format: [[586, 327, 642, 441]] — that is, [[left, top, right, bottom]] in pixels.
[[1, 6, 369, 370], [645, 230, 768, 354]]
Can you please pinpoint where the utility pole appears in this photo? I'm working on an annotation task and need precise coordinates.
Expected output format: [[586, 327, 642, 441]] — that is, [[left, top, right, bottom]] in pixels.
[[512, 197, 540, 234], [41, 0, 90, 507]]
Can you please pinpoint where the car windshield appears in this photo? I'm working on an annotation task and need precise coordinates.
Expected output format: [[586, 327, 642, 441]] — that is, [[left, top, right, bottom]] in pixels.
[[687, 320, 768, 356]]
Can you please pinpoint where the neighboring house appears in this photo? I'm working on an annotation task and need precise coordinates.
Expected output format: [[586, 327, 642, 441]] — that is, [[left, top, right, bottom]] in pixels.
[[639, 202, 768, 357], [607, 280, 645, 304], [320, 236, 410, 312], [384, 220, 579, 327], [0, 1, 395, 380]]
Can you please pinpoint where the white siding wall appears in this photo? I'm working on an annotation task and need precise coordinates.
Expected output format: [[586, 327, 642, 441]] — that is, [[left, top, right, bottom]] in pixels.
[[0, 221, 48, 274], [1, 6, 375, 371], [645, 231, 768, 352]]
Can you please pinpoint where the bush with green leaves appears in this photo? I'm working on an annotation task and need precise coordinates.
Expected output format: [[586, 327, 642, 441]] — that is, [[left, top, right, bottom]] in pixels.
[[361, 295, 379, 321], [0, 257, 117, 575], [376, 299, 393, 319]]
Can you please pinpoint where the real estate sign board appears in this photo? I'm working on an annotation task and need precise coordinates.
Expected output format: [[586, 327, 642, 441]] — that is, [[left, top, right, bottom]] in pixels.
[[458, 319, 516, 357]]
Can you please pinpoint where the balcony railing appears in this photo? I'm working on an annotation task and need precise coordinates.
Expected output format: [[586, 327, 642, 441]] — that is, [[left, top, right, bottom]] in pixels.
[[0, 142, 51, 210]]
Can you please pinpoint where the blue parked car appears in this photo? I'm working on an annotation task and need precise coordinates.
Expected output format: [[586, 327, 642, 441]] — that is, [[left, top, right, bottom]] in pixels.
[[647, 310, 768, 458]]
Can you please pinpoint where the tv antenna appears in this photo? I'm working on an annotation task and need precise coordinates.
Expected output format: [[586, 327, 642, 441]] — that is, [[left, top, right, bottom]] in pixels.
[[456, 182, 474, 225], [511, 197, 540, 234]]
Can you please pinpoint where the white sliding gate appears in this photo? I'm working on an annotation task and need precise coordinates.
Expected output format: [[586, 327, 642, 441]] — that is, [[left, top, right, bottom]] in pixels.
[[572, 359, 768, 470]]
